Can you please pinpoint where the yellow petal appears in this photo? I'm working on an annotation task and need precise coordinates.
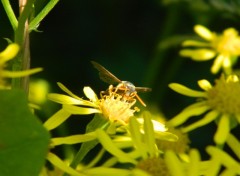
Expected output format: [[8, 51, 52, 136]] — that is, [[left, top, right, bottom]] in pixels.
[[48, 93, 97, 108], [57, 82, 81, 100], [211, 55, 224, 74], [131, 169, 151, 176], [226, 133, 240, 160], [0, 43, 19, 64], [194, 25, 214, 41], [44, 109, 71, 131], [129, 116, 148, 159], [205, 154, 221, 176], [214, 114, 230, 145], [182, 40, 210, 47], [222, 57, 232, 75], [2, 68, 43, 77], [164, 150, 185, 176], [207, 146, 240, 170], [48, 93, 84, 104], [83, 167, 132, 176], [226, 74, 239, 83], [51, 132, 97, 146], [188, 149, 201, 176], [154, 131, 178, 142], [96, 128, 137, 164], [198, 79, 212, 91], [169, 83, 207, 97], [47, 152, 84, 176], [221, 168, 240, 176], [142, 112, 157, 157], [182, 110, 219, 133], [223, 28, 238, 36], [63, 104, 101, 114], [235, 114, 240, 125], [83, 86, 98, 102], [167, 102, 210, 127], [180, 49, 216, 61]]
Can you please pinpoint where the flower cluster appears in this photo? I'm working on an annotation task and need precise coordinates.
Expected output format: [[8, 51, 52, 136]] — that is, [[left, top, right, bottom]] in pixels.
[[165, 24, 240, 175], [42, 25, 240, 176], [44, 80, 208, 175]]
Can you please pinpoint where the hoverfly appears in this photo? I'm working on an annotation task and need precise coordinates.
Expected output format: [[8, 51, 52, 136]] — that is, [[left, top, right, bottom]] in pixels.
[[91, 61, 151, 107]]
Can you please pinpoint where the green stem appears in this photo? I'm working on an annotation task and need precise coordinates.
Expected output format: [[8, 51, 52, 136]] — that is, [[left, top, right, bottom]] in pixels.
[[29, 0, 59, 31], [1, 0, 18, 31], [15, 0, 35, 45], [12, 0, 35, 90]]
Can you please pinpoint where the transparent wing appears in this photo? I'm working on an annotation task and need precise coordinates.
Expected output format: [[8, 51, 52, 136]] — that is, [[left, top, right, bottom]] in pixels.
[[135, 87, 152, 92], [91, 61, 121, 85]]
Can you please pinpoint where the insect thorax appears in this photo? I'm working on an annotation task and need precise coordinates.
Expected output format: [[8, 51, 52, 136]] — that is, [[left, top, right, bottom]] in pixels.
[[118, 81, 136, 95]]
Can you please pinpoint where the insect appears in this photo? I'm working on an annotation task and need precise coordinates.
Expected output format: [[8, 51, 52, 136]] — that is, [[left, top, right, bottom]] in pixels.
[[91, 61, 151, 106]]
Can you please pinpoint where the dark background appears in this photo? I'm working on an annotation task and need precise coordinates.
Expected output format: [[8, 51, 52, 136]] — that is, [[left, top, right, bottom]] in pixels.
[[1, 0, 240, 158]]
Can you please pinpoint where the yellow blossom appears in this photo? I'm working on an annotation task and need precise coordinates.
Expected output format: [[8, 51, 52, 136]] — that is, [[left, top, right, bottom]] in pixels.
[[156, 127, 190, 155], [206, 146, 240, 175], [96, 112, 181, 176], [168, 74, 240, 145], [164, 148, 213, 176], [43, 151, 150, 176], [44, 82, 138, 130], [99, 91, 138, 125], [0, 43, 42, 89], [180, 24, 240, 74], [43, 131, 150, 176]]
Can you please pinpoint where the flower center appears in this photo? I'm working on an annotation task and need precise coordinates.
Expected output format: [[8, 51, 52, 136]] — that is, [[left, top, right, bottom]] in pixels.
[[99, 92, 138, 125], [136, 157, 170, 176], [156, 128, 190, 154], [213, 28, 240, 56], [207, 75, 240, 114]]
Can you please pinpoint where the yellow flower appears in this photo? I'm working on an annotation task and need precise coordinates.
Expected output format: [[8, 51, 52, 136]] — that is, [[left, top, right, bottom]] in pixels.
[[164, 149, 206, 176], [168, 74, 240, 145], [43, 128, 149, 176], [206, 146, 240, 175], [96, 112, 179, 176], [156, 127, 190, 155], [145, 110, 190, 155], [44, 82, 138, 130], [180, 25, 240, 74], [99, 90, 138, 125], [0, 43, 42, 89], [43, 151, 149, 176], [45, 111, 200, 176]]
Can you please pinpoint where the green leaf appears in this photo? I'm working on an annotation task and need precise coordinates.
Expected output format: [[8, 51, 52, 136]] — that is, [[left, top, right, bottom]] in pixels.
[[69, 114, 109, 169], [0, 90, 50, 176]]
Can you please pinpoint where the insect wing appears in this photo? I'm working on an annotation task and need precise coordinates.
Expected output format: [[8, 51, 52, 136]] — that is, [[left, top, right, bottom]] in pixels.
[[135, 87, 152, 93], [91, 61, 121, 85]]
